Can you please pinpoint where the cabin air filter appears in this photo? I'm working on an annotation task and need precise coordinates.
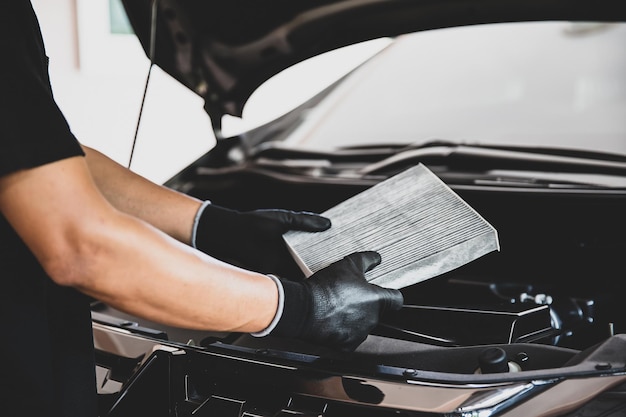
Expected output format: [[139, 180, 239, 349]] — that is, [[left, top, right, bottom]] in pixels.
[[283, 163, 500, 289]]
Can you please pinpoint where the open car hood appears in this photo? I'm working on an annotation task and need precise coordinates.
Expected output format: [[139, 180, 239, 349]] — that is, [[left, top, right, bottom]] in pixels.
[[120, 0, 625, 134]]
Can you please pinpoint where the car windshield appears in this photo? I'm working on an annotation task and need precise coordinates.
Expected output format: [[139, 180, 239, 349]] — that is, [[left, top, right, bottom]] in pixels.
[[233, 21, 626, 157]]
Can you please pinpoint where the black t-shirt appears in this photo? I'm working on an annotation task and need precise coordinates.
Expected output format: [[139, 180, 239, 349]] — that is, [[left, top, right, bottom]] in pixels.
[[0, 2, 97, 416]]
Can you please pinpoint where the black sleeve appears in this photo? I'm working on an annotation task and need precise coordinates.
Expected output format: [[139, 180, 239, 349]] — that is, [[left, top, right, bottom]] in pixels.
[[0, 1, 84, 178]]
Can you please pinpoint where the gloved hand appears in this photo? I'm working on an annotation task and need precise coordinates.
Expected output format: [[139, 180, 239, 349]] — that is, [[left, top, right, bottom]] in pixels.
[[269, 251, 404, 352], [193, 203, 331, 276]]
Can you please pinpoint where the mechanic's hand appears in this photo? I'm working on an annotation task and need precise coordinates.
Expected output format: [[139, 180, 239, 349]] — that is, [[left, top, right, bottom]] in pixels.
[[271, 251, 404, 352], [193, 204, 331, 275]]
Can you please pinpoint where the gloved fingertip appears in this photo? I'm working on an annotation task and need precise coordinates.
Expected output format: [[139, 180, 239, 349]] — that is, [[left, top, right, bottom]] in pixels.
[[351, 250, 382, 272], [340, 251, 381, 276], [379, 288, 404, 313], [390, 289, 405, 311], [297, 212, 331, 232]]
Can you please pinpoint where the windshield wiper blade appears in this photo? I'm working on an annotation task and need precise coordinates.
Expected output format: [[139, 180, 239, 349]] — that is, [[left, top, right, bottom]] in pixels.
[[400, 140, 626, 162], [359, 144, 626, 176]]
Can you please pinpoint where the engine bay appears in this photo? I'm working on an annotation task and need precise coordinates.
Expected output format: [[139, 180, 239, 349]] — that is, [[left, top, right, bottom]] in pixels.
[[94, 172, 626, 380]]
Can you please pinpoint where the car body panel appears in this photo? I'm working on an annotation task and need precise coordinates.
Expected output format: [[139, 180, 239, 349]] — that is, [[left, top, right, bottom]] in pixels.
[[93, 321, 626, 416], [121, 0, 626, 133]]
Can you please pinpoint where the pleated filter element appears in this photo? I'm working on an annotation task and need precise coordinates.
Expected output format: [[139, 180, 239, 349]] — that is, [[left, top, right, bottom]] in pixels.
[[283, 163, 500, 289]]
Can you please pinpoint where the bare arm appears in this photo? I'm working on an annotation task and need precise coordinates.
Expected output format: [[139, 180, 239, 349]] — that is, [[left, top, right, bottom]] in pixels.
[[81, 145, 201, 245], [0, 156, 277, 332]]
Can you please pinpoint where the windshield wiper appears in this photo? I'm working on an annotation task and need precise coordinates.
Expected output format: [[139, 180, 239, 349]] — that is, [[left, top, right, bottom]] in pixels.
[[358, 142, 626, 176]]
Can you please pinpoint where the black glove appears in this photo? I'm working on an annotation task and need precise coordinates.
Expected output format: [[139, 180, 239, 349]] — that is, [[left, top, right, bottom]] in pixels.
[[270, 251, 404, 352], [194, 204, 331, 276]]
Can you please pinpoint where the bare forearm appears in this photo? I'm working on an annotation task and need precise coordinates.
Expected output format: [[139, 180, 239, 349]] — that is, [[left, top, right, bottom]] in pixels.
[[73, 210, 278, 332], [81, 145, 202, 245], [0, 157, 277, 333]]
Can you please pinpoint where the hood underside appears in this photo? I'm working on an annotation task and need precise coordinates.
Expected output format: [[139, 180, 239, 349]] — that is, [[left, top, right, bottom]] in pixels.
[[121, 0, 626, 133]]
